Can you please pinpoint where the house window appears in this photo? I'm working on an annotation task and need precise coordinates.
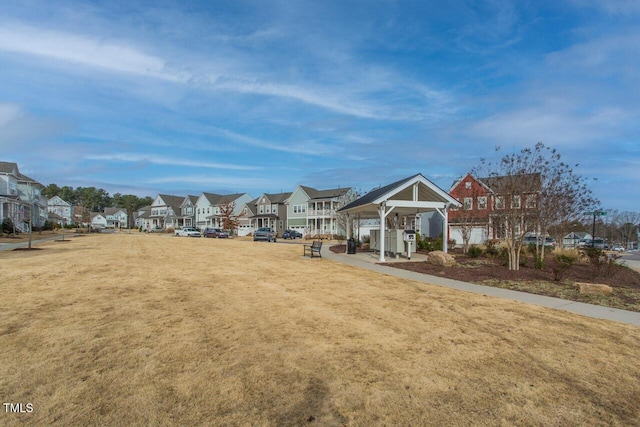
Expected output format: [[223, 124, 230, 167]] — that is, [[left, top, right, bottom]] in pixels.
[[495, 196, 505, 209], [463, 197, 473, 210], [512, 195, 521, 209], [465, 182, 471, 189], [526, 194, 537, 208], [477, 197, 487, 210], [259, 205, 264, 214], [243, 207, 248, 215], [265, 205, 271, 214]]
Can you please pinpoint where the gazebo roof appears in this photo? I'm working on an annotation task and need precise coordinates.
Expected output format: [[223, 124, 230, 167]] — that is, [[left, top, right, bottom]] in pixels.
[[339, 173, 460, 217]]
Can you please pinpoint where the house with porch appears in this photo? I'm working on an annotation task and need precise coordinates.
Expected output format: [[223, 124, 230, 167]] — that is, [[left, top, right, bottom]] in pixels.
[[178, 196, 198, 228], [47, 195, 73, 225], [103, 207, 128, 228], [134, 206, 151, 230], [250, 192, 291, 236], [194, 192, 252, 231], [148, 194, 185, 231], [0, 161, 47, 231], [286, 185, 353, 238]]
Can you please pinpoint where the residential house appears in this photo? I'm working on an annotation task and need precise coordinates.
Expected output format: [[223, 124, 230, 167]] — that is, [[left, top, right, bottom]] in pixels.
[[251, 192, 291, 236], [103, 207, 128, 228], [47, 195, 73, 225], [90, 212, 108, 229], [286, 185, 352, 237], [563, 231, 592, 248], [0, 161, 47, 231], [448, 172, 541, 246], [195, 192, 252, 231], [149, 194, 185, 230], [178, 196, 199, 228], [237, 199, 258, 236], [134, 206, 151, 230]]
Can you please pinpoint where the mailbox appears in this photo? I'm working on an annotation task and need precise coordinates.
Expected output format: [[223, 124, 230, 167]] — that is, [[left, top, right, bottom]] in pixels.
[[403, 230, 416, 260], [403, 230, 416, 242]]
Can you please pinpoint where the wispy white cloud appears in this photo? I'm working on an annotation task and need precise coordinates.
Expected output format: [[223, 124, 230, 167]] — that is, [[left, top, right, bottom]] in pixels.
[[0, 22, 187, 82], [207, 126, 334, 156], [145, 174, 289, 191], [86, 154, 261, 171]]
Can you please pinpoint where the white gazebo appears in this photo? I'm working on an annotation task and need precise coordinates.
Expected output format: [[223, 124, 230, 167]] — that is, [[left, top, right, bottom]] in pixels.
[[338, 173, 461, 262]]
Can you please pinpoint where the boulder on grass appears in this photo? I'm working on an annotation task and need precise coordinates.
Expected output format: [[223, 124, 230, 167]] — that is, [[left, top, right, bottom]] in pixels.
[[575, 282, 613, 295], [428, 251, 456, 267]]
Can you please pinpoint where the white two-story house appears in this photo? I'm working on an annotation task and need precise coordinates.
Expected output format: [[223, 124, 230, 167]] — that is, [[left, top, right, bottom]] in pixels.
[[148, 194, 185, 231], [47, 195, 73, 225], [103, 207, 129, 228], [195, 192, 253, 232]]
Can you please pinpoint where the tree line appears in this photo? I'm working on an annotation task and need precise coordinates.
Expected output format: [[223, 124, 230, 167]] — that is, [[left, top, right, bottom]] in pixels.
[[42, 184, 153, 228]]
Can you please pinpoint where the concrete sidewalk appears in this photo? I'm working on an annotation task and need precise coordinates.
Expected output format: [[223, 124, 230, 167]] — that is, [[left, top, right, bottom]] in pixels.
[[322, 247, 640, 327]]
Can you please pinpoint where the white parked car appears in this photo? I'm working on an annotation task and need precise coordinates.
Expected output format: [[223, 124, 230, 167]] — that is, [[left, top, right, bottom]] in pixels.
[[175, 227, 201, 237], [610, 245, 626, 252]]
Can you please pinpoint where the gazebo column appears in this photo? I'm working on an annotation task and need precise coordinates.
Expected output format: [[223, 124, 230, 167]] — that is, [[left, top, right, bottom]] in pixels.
[[345, 213, 350, 254], [378, 204, 386, 262]]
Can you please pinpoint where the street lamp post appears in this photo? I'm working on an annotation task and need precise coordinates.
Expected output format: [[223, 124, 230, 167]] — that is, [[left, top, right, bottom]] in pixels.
[[584, 210, 607, 247]]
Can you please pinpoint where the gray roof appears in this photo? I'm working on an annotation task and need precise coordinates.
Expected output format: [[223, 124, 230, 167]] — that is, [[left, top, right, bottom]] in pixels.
[[0, 161, 19, 175], [339, 175, 418, 212], [300, 185, 350, 201], [158, 194, 185, 209], [262, 192, 292, 204]]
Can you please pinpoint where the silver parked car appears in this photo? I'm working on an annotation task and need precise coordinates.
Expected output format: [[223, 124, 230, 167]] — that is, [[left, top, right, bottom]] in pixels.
[[253, 227, 276, 242]]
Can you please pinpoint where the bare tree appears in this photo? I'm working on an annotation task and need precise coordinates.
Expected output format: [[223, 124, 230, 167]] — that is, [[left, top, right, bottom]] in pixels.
[[335, 188, 360, 239], [474, 143, 597, 271], [218, 199, 238, 234]]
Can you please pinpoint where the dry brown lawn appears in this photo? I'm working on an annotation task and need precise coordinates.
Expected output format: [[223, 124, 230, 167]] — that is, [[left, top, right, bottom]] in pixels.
[[1, 233, 639, 426]]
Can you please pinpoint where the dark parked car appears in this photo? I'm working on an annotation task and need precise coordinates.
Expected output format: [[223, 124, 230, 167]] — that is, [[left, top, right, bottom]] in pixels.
[[203, 228, 229, 238], [253, 227, 276, 242], [282, 229, 302, 239]]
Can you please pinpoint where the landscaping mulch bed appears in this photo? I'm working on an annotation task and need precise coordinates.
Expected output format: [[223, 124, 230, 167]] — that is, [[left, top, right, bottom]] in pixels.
[[330, 244, 640, 312]]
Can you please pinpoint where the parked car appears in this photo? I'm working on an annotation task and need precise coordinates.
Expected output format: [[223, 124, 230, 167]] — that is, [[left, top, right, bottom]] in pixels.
[[611, 245, 626, 252], [253, 227, 276, 242], [523, 235, 555, 247], [147, 226, 162, 233], [203, 228, 229, 238], [175, 227, 201, 237], [282, 229, 302, 239]]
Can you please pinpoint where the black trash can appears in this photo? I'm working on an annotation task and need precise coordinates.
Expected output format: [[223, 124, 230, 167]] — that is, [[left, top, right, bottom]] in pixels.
[[347, 237, 357, 254]]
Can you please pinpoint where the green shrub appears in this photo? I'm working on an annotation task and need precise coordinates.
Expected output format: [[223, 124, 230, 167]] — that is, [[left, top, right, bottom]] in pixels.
[[484, 240, 499, 256], [552, 253, 577, 281], [468, 245, 483, 258], [423, 237, 443, 252]]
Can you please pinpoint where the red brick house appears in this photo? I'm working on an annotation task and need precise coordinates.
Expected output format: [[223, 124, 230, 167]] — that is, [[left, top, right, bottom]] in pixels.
[[448, 172, 541, 248]]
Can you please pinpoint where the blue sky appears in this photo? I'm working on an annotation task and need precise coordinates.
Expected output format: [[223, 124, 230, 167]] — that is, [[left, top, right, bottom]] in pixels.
[[1, 0, 638, 211]]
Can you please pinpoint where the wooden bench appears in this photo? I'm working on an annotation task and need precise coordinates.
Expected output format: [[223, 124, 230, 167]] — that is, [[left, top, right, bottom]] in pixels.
[[303, 240, 323, 258]]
